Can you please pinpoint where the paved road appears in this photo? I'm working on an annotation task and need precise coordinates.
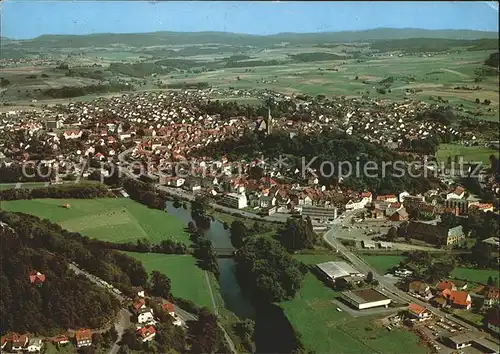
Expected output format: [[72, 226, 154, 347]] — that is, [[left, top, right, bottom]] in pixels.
[[109, 309, 131, 354], [322, 211, 477, 332]]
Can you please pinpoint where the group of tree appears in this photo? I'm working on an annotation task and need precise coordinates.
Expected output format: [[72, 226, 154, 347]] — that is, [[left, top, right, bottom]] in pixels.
[[43, 82, 133, 99], [0, 213, 121, 335], [190, 195, 211, 229], [188, 229, 220, 278], [398, 250, 455, 284], [88, 237, 188, 255], [0, 183, 113, 201], [276, 217, 318, 252], [235, 235, 307, 303]]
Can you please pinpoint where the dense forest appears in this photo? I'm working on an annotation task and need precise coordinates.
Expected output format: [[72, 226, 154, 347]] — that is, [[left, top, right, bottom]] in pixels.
[[0, 217, 121, 335], [193, 130, 441, 194]]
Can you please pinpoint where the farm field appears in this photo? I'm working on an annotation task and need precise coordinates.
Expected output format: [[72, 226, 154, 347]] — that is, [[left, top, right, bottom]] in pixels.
[[360, 255, 405, 275], [123, 252, 214, 310], [451, 267, 499, 285], [280, 258, 426, 353], [436, 143, 499, 165], [0, 198, 190, 245]]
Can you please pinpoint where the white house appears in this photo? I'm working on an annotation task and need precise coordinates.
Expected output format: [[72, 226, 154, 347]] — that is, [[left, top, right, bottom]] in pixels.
[[26, 338, 43, 353], [446, 186, 465, 200], [63, 130, 82, 140], [398, 191, 410, 203], [345, 198, 367, 210], [137, 308, 155, 324], [408, 303, 431, 322]]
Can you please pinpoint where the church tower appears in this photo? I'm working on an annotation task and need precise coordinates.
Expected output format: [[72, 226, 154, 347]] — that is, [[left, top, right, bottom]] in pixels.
[[266, 107, 272, 135]]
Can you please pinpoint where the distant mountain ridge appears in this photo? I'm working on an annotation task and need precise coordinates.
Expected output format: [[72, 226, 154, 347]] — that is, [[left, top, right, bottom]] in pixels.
[[4, 28, 498, 48]]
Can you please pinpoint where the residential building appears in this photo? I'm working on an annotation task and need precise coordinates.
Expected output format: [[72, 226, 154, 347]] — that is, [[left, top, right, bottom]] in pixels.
[[28, 270, 46, 285], [52, 336, 70, 346], [221, 193, 248, 209], [75, 329, 92, 348], [484, 287, 500, 308], [406, 222, 465, 246], [26, 338, 43, 353], [132, 286, 145, 298], [436, 280, 456, 292], [63, 130, 82, 140], [376, 194, 398, 203], [301, 204, 338, 222], [131, 298, 146, 314], [162, 302, 183, 327], [440, 289, 472, 310], [408, 280, 432, 299], [389, 208, 409, 221], [446, 186, 465, 200], [407, 303, 431, 321], [487, 316, 500, 334], [45, 120, 63, 130], [137, 307, 155, 324], [136, 326, 156, 342], [11, 334, 28, 351], [395, 269, 413, 278]]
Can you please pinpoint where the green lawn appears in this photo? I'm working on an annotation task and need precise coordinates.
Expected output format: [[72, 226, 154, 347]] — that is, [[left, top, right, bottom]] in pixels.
[[0, 198, 190, 244], [123, 252, 214, 310], [451, 267, 499, 285], [44, 343, 77, 354], [436, 143, 499, 166], [361, 255, 405, 275], [281, 274, 426, 353], [281, 255, 426, 353]]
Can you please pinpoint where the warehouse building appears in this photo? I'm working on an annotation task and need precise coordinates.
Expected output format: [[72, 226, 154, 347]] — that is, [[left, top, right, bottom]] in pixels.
[[301, 205, 338, 222], [340, 288, 392, 310], [316, 261, 363, 283]]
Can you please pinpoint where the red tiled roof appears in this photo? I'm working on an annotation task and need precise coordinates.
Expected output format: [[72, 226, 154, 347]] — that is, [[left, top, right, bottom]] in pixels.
[[132, 298, 146, 311], [137, 326, 156, 338], [442, 289, 471, 306], [486, 287, 500, 300], [408, 303, 427, 315], [75, 329, 91, 342], [436, 280, 455, 292], [161, 301, 175, 314], [29, 270, 46, 284]]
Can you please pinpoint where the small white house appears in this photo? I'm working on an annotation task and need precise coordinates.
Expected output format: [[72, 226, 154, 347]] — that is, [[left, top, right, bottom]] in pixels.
[[137, 308, 155, 324], [26, 338, 43, 353]]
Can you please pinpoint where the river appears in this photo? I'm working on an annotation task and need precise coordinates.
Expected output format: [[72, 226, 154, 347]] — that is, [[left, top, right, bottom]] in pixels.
[[165, 201, 298, 353], [165, 201, 255, 319]]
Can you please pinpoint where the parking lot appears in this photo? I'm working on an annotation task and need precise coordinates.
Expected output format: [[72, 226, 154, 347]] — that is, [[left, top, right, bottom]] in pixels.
[[415, 316, 483, 354]]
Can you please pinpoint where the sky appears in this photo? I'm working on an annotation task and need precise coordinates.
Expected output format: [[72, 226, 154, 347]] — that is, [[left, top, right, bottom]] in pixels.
[[1, 1, 499, 39]]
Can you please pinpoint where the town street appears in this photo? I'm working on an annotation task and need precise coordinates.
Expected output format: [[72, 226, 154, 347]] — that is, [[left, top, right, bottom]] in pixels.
[[322, 212, 477, 331]]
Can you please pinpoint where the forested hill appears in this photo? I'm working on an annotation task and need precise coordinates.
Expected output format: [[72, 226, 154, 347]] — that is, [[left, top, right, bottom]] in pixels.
[[6, 28, 498, 48], [0, 213, 125, 336]]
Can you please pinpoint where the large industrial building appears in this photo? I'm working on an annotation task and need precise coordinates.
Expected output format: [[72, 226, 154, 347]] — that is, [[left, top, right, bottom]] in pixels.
[[316, 261, 363, 283], [340, 289, 392, 310], [301, 205, 338, 222]]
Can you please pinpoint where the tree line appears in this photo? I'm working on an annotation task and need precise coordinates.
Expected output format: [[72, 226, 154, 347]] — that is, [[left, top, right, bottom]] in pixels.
[[0, 183, 113, 201]]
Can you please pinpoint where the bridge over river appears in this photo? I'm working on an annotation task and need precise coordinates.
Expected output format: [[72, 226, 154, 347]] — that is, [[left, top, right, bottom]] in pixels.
[[214, 248, 236, 258]]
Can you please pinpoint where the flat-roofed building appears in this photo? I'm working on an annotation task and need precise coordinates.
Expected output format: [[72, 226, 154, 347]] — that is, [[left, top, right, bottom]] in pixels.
[[446, 332, 499, 353], [301, 204, 337, 222], [379, 241, 393, 249], [221, 193, 248, 209], [340, 288, 392, 310], [362, 240, 376, 249], [316, 261, 363, 282]]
